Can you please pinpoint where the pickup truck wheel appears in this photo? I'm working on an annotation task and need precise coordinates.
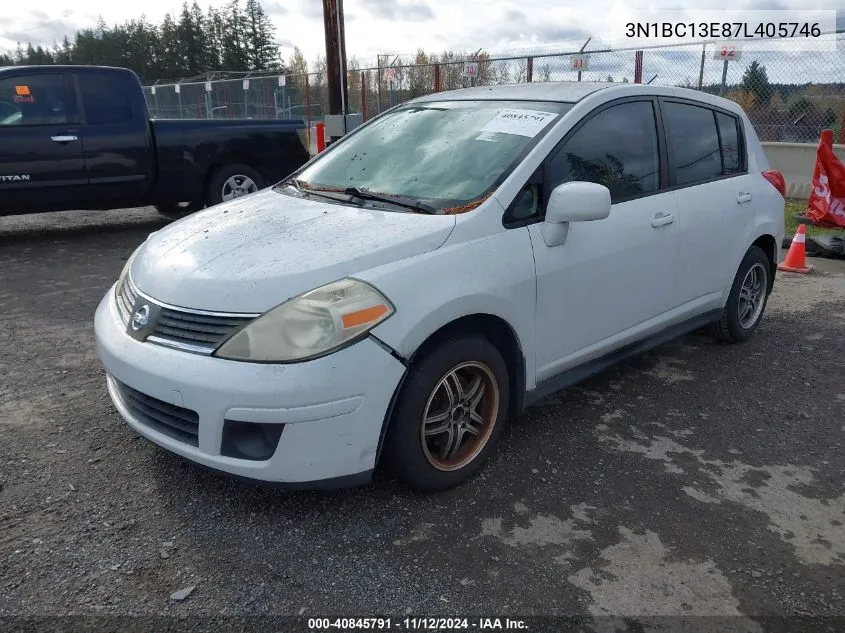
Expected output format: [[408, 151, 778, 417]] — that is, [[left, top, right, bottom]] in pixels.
[[207, 164, 264, 207], [154, 201, 203, 219], [383, 336, 509, 492]]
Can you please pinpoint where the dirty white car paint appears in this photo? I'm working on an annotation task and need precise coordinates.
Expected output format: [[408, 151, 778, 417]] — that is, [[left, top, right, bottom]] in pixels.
[[94, 81, 785, 490]]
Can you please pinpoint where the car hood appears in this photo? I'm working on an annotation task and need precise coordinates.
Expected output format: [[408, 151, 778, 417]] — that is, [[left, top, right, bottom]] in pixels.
[[131, 189, 456, 313]]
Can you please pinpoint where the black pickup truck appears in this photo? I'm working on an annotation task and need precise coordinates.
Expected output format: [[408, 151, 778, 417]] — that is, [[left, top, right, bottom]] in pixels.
[[0, 65, 310, 218]]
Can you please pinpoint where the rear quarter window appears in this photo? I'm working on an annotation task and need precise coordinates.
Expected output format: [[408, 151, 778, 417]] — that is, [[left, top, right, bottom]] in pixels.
[[716, 112, 743, 174]]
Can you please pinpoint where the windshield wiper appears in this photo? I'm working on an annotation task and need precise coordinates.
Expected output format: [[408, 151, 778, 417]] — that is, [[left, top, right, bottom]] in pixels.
[[280, 178, 348, 203], [344, 187, 438, 215]]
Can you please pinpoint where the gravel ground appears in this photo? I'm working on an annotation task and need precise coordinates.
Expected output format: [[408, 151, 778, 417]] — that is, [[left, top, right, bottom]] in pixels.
[[1, 208, 844, 632]]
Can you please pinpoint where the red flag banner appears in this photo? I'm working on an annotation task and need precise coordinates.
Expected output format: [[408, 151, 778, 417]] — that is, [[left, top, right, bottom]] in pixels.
[[806, 129, 845, 229]]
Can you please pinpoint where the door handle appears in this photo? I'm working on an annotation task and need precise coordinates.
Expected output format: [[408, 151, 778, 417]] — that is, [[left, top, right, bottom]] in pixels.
[[50, 135, 78, 143], [736, 193, 753, 204], [650, 213, 675, 228]]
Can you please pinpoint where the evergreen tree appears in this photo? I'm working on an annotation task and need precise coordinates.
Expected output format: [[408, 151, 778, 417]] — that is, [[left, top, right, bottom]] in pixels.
[[244, 0, 278, 70], [221, 0, 249, 71], [741, 61, 772, 107]]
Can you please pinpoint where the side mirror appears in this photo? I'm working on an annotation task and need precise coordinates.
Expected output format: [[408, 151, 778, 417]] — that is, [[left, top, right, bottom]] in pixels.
[[542, 181, 611, 247]]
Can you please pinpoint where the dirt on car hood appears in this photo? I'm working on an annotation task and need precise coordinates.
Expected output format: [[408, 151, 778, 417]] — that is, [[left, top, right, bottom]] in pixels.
[[130, 188, 456, 313]]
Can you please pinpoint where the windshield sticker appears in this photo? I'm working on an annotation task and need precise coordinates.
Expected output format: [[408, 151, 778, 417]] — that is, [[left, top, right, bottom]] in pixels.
[[13, 85, 34, 103], [477, 108, 558, 139]]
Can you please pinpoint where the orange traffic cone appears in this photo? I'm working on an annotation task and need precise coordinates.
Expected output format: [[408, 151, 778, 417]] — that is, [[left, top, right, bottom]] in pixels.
[[778, 224, 814, 274]]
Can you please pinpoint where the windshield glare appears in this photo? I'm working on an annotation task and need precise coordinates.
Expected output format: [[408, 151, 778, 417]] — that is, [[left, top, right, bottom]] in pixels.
[[291, 100, 573, 212]]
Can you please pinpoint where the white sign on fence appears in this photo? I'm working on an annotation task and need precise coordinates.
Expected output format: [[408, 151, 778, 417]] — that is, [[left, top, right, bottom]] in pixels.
[[714, 42, 743, 61], [570, 55, 590, 71], [278, 75, 286, 87], [174, 84, 180, 94], [243, 79, 250, 90], [462, 62, 479, 78], [383, 67, 397, 83], [205, 81, 212, 92], [151, 85, 156, 95]]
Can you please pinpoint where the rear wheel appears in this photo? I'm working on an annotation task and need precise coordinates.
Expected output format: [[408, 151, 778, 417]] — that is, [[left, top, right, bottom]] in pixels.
[[383, 336, 509, 492], [154, 200, 203, 219], [206, 164, 264, 207], [709, 246, 771, 343]]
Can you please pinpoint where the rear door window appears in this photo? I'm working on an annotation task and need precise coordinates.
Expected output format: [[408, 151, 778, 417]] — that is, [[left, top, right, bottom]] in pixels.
[[0, 74, 72, 126], [662, 101, 723, 186], [78, 73, 133, 125]]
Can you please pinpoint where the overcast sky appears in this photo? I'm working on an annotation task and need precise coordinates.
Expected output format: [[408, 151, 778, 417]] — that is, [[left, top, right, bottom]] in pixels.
[[2, 0, 843, 72]]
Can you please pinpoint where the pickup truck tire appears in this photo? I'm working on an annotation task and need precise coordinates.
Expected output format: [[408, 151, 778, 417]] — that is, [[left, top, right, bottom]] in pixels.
[[207, 164, 265, 207], [155, 200, 203, 219]]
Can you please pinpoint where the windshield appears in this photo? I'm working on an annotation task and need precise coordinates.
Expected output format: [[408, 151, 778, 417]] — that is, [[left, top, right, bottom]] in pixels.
[[287, 100, 573, 213]]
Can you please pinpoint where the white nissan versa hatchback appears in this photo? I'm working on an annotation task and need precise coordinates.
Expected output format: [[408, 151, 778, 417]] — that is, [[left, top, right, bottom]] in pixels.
[[95, 82, 785, 491]]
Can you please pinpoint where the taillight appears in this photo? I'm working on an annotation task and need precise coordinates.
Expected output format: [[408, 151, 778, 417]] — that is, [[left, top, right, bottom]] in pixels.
[[762, 169, 786, 198]]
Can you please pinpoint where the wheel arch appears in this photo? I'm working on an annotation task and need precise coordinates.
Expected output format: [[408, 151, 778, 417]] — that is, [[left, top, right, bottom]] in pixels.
[[751, 233, 778, 293]]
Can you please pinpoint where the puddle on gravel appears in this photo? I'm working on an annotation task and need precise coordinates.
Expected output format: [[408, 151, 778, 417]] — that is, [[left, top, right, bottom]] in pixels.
[[598, 428, 845, 566], [568, 527, 756, 621], [481, 502, 595, 550], [768, 270, 845, 314], [643, 356, 695, 384]]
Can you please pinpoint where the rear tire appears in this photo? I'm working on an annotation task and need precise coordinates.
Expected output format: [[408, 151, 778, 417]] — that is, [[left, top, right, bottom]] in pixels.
[[154, 200, 203, 219], [383, 336, 510, 492], [206, 164, 264, 207], [709, 246, 771, 343]]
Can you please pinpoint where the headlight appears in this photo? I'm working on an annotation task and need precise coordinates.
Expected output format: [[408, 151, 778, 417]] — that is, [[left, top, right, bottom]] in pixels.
[[214, 278, 395, 362], [116, 244, 143, 296]]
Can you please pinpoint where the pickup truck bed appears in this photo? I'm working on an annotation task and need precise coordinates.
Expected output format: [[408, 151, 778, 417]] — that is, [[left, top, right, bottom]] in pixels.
[[0, 65, 311, 217]]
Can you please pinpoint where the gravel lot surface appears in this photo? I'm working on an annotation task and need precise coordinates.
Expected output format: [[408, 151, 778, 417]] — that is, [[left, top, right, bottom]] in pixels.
[[1, 208, 844, 632]]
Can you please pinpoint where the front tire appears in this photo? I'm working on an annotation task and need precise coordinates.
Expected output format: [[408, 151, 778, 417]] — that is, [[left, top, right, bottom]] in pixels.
[[383, 336, 510, 492], [709, 246, 771, 343]]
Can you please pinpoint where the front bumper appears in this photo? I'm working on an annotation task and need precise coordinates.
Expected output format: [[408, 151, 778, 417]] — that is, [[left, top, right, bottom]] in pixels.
[[94, 287, 406, 485]]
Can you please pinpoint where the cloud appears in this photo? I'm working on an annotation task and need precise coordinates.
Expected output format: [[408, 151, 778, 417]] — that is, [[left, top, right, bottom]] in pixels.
[[2, 18, 81, 47], [504, 9, 527, 22], [746, 0, 789, 8], [295, 0, 324, 20], [266, 2, 290, 17], [361, 0, 435, 21]]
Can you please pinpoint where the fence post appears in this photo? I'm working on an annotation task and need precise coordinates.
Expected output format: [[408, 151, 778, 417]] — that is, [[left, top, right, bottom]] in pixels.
[[305, 73, 312, 134], [527, 57, 533, 82], [698, 44, 706, 90], [634, 51, 644, 84], [838, 105, 845, 144], [434, 64, 442, 92], [361, 71, 367, 121]]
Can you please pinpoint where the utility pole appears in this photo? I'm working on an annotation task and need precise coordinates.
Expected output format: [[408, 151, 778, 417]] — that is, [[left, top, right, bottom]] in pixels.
[[322, 0, 348, 119]]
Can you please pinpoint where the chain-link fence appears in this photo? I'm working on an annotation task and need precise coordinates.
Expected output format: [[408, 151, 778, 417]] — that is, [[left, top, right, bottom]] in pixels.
[[143, 31, 845, 143]]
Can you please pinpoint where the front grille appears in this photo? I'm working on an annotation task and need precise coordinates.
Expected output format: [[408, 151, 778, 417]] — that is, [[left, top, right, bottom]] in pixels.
[[151, 309, 252, 352], [116, 277, 137, 326], [115, 275, 256, 354], [115, 379, 200, 446]]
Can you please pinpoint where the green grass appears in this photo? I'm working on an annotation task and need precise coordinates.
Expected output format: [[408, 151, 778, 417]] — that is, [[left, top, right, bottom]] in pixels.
[[784, 198, 836, 237]]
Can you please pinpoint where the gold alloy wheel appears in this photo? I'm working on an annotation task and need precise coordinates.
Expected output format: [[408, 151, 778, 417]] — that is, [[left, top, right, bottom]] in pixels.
[[420, 361, 500, 471]]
